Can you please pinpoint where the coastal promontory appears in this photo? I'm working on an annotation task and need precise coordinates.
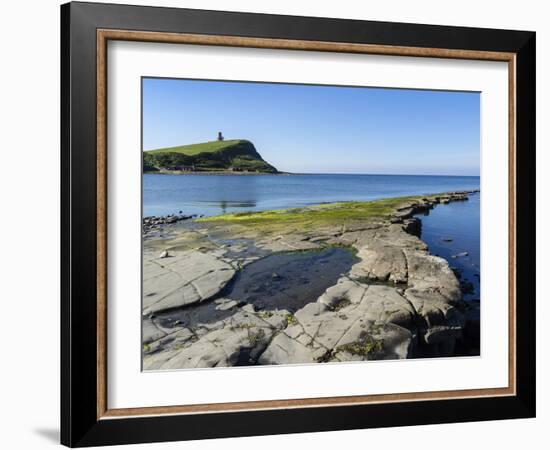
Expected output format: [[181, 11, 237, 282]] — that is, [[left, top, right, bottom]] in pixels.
[[143, 139, 278, 174]]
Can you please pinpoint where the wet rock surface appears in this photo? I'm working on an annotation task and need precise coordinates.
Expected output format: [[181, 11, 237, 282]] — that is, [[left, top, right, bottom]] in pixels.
[[142, 190, 480, 369]]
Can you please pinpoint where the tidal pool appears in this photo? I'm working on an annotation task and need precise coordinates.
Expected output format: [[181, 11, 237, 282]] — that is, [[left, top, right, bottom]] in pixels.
[[153, 246, 358, 332], [223, 246, 358, 313]]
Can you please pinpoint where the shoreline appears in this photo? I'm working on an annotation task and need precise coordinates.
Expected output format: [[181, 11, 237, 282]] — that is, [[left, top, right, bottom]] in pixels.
[[142, 190, 480, 369], [144, 170, 288, 176], [142, 189, 480, 235], [144, 171, 480, 177]]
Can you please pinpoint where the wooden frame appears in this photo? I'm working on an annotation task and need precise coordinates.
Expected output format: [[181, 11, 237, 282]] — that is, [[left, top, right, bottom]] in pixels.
[[62, 1, 536, 447]]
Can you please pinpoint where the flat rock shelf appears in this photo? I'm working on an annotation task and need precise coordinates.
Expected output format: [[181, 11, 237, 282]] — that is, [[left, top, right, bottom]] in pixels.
[[142, 191, 479, 369]]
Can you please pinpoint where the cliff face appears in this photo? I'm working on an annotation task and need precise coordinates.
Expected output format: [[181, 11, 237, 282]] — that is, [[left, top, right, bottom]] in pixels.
[[143, 139, 278, 173]]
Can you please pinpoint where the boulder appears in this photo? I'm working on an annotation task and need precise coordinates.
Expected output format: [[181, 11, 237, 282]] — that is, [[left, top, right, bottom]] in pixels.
[[404, 250, 462, 303], [351, 243, 408, 284]]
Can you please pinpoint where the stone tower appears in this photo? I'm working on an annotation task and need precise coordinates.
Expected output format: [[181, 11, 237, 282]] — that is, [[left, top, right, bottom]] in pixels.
[[217, 131, 224, 141]]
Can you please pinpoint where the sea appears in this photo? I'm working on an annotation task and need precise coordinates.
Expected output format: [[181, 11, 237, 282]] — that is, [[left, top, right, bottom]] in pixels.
[[143, 173, 480, 301]]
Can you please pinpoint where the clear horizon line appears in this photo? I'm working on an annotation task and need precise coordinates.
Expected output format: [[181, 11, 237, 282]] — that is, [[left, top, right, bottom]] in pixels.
[[281, 171, 480, 177]]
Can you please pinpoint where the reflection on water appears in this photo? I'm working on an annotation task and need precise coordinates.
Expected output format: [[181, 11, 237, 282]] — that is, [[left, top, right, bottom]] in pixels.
[[143, 173, 481, 217], [198, 200, 257, 215]]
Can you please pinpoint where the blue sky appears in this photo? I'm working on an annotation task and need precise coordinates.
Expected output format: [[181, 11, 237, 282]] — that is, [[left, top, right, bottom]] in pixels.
[[143, 78, 480, 176]]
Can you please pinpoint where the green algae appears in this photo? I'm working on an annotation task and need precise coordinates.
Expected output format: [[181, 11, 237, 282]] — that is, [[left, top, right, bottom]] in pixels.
[[196, 196, 424, 232]]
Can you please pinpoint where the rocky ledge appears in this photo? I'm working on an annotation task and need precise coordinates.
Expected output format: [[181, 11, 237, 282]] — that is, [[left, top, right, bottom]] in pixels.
[[142, 190, 479, 369], [143, 213, 200, 236]]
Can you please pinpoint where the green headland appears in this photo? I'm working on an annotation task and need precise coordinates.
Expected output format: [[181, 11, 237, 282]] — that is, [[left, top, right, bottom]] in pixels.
[[143, 138, 278, 174]]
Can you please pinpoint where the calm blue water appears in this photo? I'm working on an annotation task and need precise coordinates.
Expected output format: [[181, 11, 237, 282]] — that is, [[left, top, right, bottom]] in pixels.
[[416, 192, 480, 301], [143, 174, 480, 217], [143, 173, 480, 300]]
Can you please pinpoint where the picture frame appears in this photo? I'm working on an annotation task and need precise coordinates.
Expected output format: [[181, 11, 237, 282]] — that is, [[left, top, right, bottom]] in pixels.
[[60, 1, 536, 447]]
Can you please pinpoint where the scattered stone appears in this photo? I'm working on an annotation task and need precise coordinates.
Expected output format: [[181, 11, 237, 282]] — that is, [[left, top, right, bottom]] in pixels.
[[143, 213, 193, 235], [214, 298, 240, 311], [452, 251, 469, 258]]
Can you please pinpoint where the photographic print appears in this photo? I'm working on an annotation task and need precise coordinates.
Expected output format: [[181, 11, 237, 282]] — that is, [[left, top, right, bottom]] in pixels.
[[141, 78, 481, 370], [62, 6, 535, 444]]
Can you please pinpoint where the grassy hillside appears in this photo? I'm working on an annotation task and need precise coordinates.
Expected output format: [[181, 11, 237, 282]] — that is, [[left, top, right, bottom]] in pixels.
[[147, 139, 244, 156], [144, 139, 278, 173]]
